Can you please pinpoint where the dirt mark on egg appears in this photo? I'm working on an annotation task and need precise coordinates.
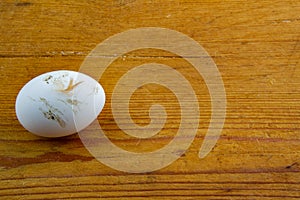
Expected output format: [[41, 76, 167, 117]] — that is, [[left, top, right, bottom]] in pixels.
[[43, 75, 53, 84], [39, 97, 66, 128], [57, 98, 81, 115], [40, 109, 66, 128], [43, 73, 83, 94], [67, 99, 80, 106]]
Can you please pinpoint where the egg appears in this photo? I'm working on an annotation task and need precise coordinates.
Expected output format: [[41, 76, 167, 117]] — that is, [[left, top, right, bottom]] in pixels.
[[15, 70, 105, 137]]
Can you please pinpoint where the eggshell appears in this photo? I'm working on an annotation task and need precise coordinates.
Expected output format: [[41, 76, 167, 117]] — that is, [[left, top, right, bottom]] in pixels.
[[15, 70, 105, 137]]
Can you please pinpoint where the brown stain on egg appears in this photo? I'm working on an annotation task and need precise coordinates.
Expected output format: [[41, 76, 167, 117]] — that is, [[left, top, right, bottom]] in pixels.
[[60, 78, 83, 93]]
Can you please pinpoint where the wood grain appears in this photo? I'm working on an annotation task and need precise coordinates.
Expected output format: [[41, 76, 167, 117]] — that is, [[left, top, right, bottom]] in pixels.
[[0, 0, 300, 199]]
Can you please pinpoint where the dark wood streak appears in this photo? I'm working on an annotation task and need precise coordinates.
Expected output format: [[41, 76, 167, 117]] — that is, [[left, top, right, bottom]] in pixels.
[[1, 190, 300, 199], [1, 170, 300, 181], [14, 2, 32, 7], [0, 152, 94, 169]]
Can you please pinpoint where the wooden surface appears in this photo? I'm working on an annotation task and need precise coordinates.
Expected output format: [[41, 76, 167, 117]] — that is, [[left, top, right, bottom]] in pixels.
[[0, 0, 300, 199]]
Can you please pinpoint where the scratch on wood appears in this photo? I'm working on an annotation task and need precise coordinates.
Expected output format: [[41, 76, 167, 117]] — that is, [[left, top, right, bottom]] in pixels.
[[286, 162, 298, 169]]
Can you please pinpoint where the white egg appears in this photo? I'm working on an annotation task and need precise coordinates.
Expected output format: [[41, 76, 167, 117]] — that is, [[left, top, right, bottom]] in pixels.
[[15, 70, 105, 137]]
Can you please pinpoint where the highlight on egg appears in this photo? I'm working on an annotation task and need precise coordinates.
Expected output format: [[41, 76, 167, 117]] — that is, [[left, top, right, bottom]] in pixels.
[[15, 70, 105, 137]]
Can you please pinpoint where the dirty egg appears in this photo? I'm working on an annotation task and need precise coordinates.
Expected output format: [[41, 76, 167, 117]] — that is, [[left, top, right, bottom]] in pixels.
[[15, 70, 105, 137]]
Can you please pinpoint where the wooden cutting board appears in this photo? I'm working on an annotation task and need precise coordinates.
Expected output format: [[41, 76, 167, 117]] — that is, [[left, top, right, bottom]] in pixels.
[[0, 0, 299, 199]]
